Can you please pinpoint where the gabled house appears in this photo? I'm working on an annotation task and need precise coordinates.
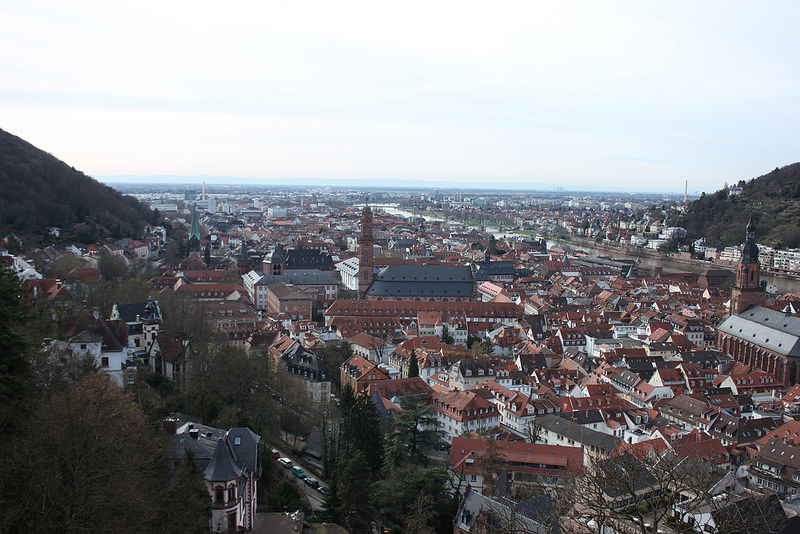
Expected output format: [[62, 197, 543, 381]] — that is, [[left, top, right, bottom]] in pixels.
[[168, 421, 260, 532], [280, 341, 330, 403], [340, 354, 390, 394], [449, 357, 496, 391], [449, 437, 582, 495]]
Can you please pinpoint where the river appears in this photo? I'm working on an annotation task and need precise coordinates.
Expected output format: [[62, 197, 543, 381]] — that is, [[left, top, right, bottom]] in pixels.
[[380, 207, 800, 294]]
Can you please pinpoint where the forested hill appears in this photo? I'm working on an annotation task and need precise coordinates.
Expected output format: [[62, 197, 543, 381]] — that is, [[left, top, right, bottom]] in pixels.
[[678, 162, 800, 249], [0, 128, 154, 245]]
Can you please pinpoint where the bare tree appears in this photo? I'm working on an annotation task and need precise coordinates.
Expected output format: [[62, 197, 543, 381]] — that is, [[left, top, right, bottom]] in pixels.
[[525, 418, 543, 444], [568, 445, 778, 534], [367, 332, 391, 363]]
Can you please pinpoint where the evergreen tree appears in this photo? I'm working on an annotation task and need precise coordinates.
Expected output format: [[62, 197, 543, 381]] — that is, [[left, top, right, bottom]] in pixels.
[[265, 479, 305, 513], [441, 326, 454, 345], [339, 385, 383, 473], [203, 243, 211, 265], [167, 449, 211, 533], [390, 396, 442, 466], [337, 452, 375, 534], [0, 266, 32, 439], [408, 348, 420, 378]]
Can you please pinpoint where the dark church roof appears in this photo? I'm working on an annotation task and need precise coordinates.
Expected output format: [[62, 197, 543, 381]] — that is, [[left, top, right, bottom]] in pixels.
[[285, 249, 333, 269], [474, 260, 515, 280], [366, 264, 474, 298], [253, 269, 339, 286]]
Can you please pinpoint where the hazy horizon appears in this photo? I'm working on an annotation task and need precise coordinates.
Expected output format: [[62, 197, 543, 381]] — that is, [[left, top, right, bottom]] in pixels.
[[96, 173, 704, 195], [4, 2, 799, 194]]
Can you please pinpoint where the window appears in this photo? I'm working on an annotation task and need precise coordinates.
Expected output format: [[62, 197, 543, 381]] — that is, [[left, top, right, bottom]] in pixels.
[[101, 357, 109, 367], [228, 487, 235, 502], [234, 436, 241, 445], [216, 487, 224, 503]]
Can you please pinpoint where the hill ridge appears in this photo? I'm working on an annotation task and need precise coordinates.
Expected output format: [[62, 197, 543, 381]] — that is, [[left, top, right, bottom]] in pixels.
[[0, 128, 153, 246], [678, 162, 800, 249]]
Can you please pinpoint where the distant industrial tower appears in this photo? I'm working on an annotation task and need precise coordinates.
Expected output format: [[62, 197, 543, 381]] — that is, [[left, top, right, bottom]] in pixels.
[[358, 205, 374, 299], [730, 216, 765, 314]]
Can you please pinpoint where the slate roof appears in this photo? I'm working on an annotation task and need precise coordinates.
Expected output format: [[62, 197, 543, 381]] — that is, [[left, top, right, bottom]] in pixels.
[[114, 298, 159, 323], [263, 243, 286, 264], [285, 249, 333, 269], [717, 306, 800, 357], [474, 260, 515, 280], [538, 414, 620, 451], [205, 438, 243, 482], [366, 264, 474, 298], [227, 427, 260, 474], [454, 487, 547, 534], [254, 269, 339, 286], [282, 341, 328, 382], [558, 409, 605, 426]]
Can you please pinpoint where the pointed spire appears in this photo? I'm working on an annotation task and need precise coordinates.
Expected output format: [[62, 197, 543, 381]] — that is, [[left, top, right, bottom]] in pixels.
[[204, 438, 243, 482], [189, 206, 201, 241], [745, 213, 755, 241], [740, 212, 759, 265]]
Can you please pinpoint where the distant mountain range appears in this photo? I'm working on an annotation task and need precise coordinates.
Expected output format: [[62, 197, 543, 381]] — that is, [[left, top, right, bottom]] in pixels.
[[679, 162, 800, 249], [0, 128, 154, 246]]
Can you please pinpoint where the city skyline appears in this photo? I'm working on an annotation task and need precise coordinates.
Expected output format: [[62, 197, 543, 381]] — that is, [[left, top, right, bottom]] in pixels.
[[2, 1, 799, 193]]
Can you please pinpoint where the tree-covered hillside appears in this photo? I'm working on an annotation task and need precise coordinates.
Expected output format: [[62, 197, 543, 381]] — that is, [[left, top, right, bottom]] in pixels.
[[0, 128, 153, 245], [679, 163, 800, 249]]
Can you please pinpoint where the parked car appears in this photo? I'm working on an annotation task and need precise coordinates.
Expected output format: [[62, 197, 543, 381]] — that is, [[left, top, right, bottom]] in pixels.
[[304, 477, 319, 489], [271, 448, 280, 458], [277, 457, 292, 468], [317, 486, 331, 496], [292, 465, 306, 478]]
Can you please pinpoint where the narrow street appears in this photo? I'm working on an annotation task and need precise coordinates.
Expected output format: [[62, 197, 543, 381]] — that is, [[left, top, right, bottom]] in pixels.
[[272, 446, 329, 513]]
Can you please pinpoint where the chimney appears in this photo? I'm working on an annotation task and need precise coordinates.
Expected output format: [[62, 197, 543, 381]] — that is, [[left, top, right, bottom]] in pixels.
[[162, 418, 177, 436]]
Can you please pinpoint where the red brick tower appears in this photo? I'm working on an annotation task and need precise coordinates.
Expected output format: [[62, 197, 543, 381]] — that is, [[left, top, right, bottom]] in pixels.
[[730, 216, 765, 314], [358, 205, 374, 299]]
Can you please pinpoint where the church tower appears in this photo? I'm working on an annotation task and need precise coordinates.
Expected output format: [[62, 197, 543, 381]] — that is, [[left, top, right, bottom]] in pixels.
[[358, 205, 374, 299], [188, 206, 201, 253], [237, 240, 250, 275], [730, 216, 765, 314]]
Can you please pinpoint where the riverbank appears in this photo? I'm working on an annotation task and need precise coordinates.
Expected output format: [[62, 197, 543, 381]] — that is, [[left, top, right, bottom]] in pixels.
[[380, 207, 800, 293]]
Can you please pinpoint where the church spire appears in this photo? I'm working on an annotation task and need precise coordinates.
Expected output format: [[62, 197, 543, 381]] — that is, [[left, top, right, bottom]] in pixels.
[[731, 214, 764, 314], [188, 206, 201, 252]]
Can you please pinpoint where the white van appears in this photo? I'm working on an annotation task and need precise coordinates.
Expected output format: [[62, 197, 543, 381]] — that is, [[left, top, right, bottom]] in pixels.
[[277, 457, 292, 468]]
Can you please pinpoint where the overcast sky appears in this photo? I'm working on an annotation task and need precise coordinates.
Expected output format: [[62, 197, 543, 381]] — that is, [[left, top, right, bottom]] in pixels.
[[2, 1, 798, 193]]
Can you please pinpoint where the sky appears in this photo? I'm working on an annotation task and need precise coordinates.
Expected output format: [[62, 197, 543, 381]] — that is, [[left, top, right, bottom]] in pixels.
[[1, 1, 799, 193]]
